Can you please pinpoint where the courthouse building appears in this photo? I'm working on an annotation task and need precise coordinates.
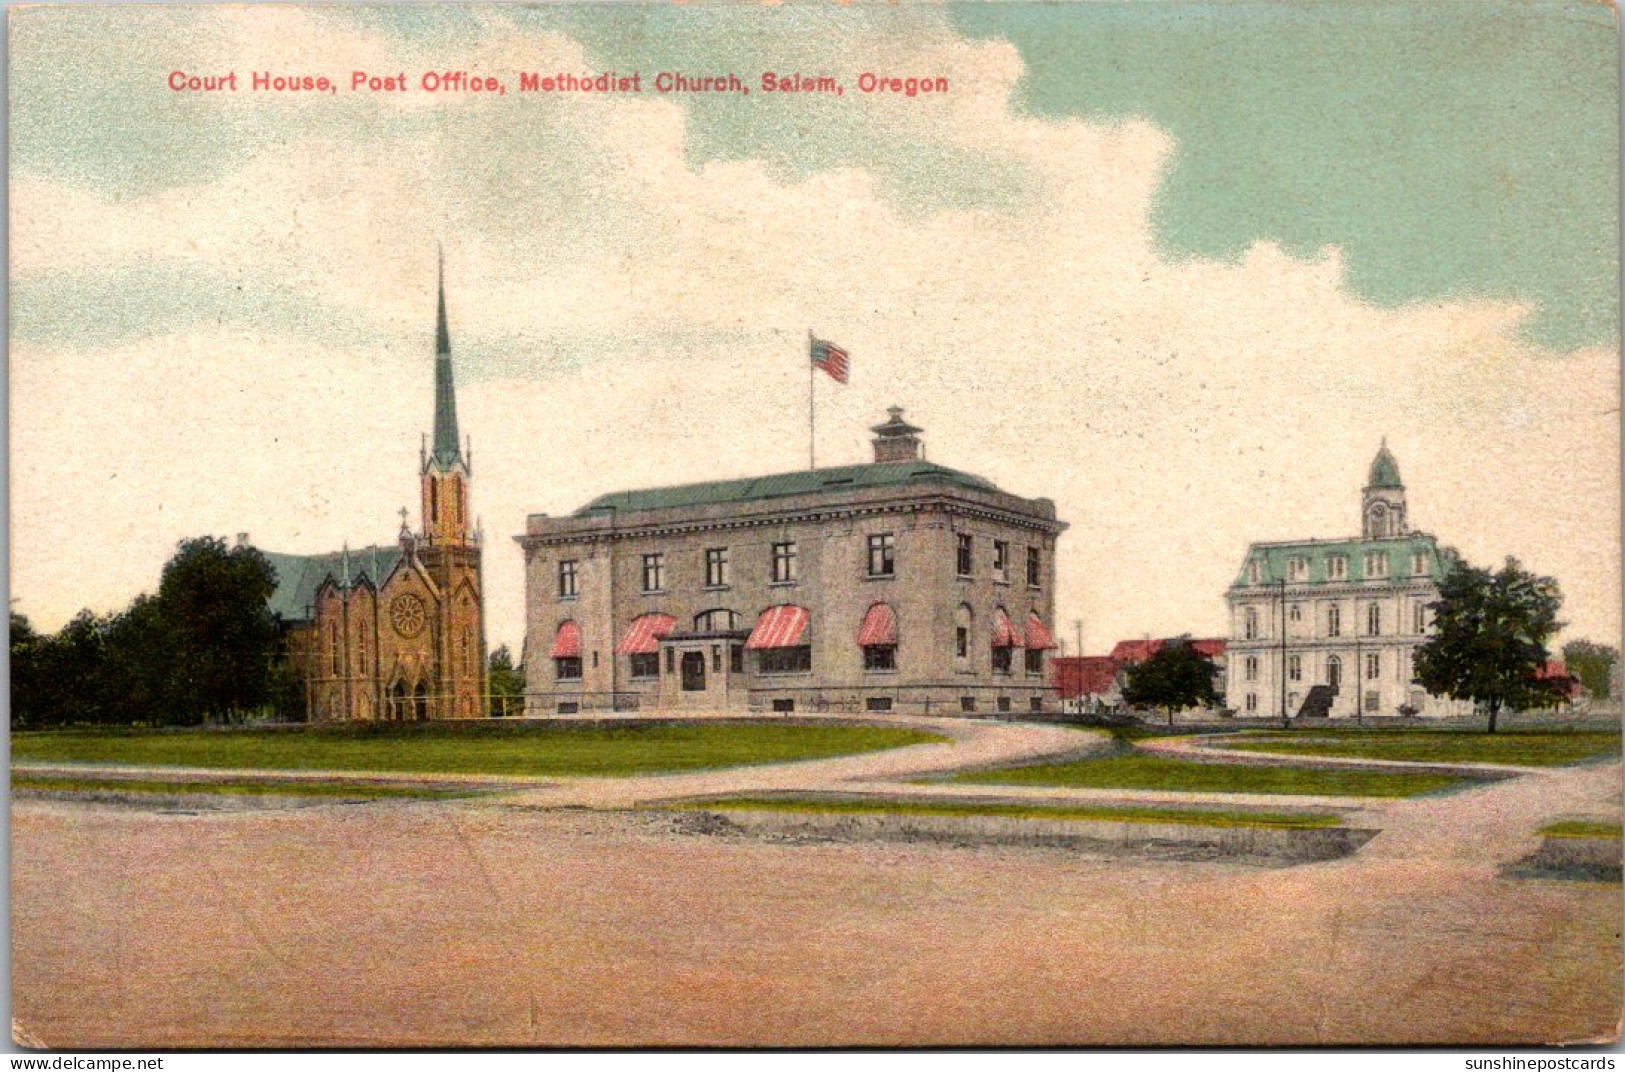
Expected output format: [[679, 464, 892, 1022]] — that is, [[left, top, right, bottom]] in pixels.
[[1224, 443, 1469, 719], [264, 268, 486, 720], [516, 409, 1067, 715]]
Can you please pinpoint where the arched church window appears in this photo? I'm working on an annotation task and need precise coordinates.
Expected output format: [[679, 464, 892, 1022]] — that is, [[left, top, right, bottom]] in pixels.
[[329, 622, 341, 676]]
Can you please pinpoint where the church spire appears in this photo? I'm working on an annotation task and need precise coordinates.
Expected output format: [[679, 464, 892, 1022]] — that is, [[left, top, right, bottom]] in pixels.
[[431, 247, 462, 470]]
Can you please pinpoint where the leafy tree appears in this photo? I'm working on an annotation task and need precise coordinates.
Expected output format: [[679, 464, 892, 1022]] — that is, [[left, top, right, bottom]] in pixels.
[[1121, 637, 1220, 725], [1414, 554, 1567, 732], [488, 644, 525, 717], [154, 536, 279, 724], [10, 612, 44, 729], [1561, 639, 1618, 702]]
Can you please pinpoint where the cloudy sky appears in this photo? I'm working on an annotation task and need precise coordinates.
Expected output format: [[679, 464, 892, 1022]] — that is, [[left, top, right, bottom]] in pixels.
[[10, 2, 1619, 657]]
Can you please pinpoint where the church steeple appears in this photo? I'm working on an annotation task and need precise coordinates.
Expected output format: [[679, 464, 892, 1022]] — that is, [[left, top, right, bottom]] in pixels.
[[431, 248, 462, 471], [421, 253, 472, 548]]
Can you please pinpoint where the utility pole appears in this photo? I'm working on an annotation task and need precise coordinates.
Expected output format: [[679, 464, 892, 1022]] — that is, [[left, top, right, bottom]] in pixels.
[[1074, 619, 1084, 714], [1279, 578, 1289, 728]]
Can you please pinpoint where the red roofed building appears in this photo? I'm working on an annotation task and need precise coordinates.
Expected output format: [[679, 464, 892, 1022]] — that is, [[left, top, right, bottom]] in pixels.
[[1052, 638, 1228, 713], [1536, 661, 1584, 705], [1109, 637, 1227, 665]]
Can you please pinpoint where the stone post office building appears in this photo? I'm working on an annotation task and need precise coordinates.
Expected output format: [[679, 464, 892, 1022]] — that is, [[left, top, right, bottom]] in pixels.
[[516, 409, 1068, 715]]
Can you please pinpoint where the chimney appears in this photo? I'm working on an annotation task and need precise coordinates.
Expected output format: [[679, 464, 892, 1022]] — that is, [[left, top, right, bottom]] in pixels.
[[236, 532, 250, 547], [870, 406, 924, 464]]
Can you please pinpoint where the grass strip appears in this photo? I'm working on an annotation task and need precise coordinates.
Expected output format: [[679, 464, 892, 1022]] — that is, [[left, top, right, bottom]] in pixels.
[[1224, 730, 1620, 767], [11, 721, 946, 778], [942, 752, 1464, 797], [1540, 819, 1623, 840], [13, 774, 477, 800], [663, 794, 1341, 830]]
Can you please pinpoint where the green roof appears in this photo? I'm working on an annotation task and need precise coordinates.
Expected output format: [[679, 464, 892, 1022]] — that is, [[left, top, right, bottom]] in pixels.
[[576, 461, 1005, 516], [263, 545, 402, 623], [1367, 443, 1403, 488], [1233, 533, 1452, 589]]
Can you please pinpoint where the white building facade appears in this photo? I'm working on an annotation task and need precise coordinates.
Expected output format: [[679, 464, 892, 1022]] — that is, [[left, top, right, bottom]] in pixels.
[[1224, 444, 1471, 719]]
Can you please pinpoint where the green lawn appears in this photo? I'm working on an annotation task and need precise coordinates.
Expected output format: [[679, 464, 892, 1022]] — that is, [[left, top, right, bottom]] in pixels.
[[1540, 819, 1623, 840], [944, 753, 1465, 797], [13, 773, 476, 800], [10, 720, 947, 778], [1224, 730, 1621, 767], [665, 794, 1340, 829]]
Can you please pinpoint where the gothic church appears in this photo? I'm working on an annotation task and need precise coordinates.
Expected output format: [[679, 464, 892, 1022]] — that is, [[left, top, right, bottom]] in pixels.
[[265, 265, 486, 720]]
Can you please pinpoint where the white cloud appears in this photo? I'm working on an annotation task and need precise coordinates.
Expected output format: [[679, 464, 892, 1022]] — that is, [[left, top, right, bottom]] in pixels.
[[10, 10, 1619, 656]]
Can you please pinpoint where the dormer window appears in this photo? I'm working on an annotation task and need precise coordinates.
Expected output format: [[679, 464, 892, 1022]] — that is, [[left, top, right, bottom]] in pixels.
[[1288, 556, 1308, 582], [1327, 555, 1348, 580], [1247, 560, 1262, 584], [1411, 551, 1429, 576], [1363, 551, 1389, 579]]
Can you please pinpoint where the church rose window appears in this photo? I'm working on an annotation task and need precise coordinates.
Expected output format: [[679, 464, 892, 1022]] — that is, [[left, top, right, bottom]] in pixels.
[[390, 594, 427, 638]]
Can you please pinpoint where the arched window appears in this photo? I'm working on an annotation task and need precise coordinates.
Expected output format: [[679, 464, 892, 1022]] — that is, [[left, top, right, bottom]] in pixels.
[[694, 608, 741, 632], [329, 622, 341, 676], [357, 621, 368, 675], [1327, 655, 1342, 690], [551, 621, 583, 681], [1244, 607, 1259, 640]]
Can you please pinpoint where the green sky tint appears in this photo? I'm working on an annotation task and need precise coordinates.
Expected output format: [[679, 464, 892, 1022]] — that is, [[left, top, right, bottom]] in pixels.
[[9, 2, 1619, 352], [953, 0, 1619, 350]]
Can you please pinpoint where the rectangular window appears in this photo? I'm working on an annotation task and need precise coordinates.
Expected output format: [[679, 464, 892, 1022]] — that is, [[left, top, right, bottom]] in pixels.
[[1245, 693, 1257, 713], [1024, 648, 1044, 675], [557, 560, 578, 598], [629, 653, 659, 679], [1413, 602, 1427, 634], [554, 656, 582, 681], [1367, 602, 1382, 637], [993, 540, 1010, 582], [665, 648, 675, 674], [1288, 556, 1308, 581], [1328, 605, 1342, 637], [1411, 551, 1429, 576], [957, 534, 973, 577], [992, 647, 1013, 676], [1289, 603, 1303, 623], [1245, 656, 1259, 682], [771, 699, 795, 713], [1030, 697, 1044, 712], [960, 696, 976, 713], [1327, 555, 1347, 580], [1365, 690, 1380, 713], [956, 626, 969, 660], [759, 646, 812, 674], [1244, 607, 1259, 640], [1366, 652, 1381, 680], [1364, 551, 1389, 579], [867, 533, 896, 577], [772, 541, 798, 583], [730, 645, 743, 674], [1288, 654, 1302, 682], [705, 547, 730, 588], [997, 697, 1012, 714], [641, 553, 666, 593], [1026, 546, 1041, 588], [865, 697, 893, 713], [863, 645, 897, 672]]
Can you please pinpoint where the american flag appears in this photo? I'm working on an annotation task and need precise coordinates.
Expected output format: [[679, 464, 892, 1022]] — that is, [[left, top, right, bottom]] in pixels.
[[810, 336, 850, 383]]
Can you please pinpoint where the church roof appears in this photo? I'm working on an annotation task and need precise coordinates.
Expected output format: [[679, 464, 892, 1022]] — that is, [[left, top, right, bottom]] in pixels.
[[263, 545, 403, 623], [575, 460, 1005, 516], [1367, 442, 1403, 489]]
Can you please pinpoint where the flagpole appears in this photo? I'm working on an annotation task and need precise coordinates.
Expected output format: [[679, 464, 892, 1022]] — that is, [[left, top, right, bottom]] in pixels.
[[808, 328, 816, 470]]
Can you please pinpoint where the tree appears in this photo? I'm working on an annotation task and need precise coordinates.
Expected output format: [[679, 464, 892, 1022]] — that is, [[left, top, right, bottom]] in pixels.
[[488, 644, 525, 718], [1120, 637, 1220, 725], [1562, 639, 1618, 703], [154, 536, 279, 724], [1414, 554, 1567, 733]]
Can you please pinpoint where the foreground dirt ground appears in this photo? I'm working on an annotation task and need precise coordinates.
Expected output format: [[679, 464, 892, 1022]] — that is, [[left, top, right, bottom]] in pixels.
[[12, 784, 1621, 1048]]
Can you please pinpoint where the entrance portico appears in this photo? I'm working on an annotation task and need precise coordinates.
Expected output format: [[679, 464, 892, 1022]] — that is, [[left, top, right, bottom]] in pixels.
[[657, 630, 750, 711]]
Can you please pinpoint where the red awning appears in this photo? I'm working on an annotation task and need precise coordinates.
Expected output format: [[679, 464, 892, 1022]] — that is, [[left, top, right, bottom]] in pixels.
[[746, 605, 811, 650], [992, 607, 1023, 648], [617, 613, 676, 655], [1024, 613, 1058, 650], [550, 620, 582, 659], [856, 603, 897, 647]]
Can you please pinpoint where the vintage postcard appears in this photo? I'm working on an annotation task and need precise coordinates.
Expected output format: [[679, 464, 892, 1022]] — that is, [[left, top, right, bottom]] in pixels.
[[8, 0, 1621, 1050]]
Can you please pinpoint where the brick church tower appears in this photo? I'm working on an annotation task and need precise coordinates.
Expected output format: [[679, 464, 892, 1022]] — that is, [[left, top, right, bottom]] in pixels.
[[265, 256, 486, 720]]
